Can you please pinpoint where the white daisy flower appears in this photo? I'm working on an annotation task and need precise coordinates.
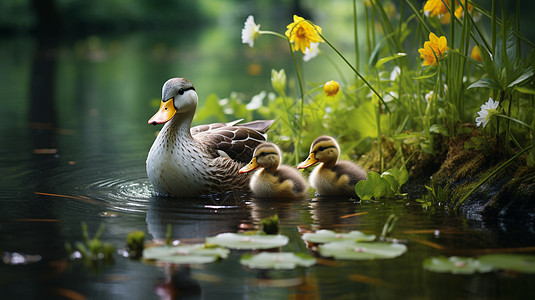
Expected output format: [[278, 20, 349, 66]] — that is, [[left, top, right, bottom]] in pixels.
[[241, 15, 261, 47], [303, 42, 320, 62], [475, 97, 500, 127]]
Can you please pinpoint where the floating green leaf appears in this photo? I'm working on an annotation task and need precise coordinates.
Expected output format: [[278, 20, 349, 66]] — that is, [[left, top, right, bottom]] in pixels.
[[205, 233, 289, 250], [479, 254, 535, 274], [240, 252, 316, 269], [423, 256, 493, 274], [319, 241, 407, 260], [302, 230, 376, 244], [143, 244, 229, 264]]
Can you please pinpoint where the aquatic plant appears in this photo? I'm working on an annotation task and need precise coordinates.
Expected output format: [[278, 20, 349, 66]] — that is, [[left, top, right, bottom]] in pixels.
[[424, 254, 535, 274], [302, 229, 376, 243], [65, 222, 115, 264], [355, 167, 409, 200], [205, 232, 289, 250], [143, 244, 229, 264], [126, 231, 145, 259], [240, 252, 316, 269], [319, 240, 407, 260]]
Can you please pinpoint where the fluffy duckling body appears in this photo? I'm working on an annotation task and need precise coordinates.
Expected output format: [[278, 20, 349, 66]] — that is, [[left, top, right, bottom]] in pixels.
[[239, 143, 308, 198], [298, 136, 366, 196], [146, 78, 273, 197]]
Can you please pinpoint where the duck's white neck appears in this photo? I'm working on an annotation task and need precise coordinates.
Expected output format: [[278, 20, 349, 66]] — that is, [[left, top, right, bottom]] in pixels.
[[165, 110, 195, 141]]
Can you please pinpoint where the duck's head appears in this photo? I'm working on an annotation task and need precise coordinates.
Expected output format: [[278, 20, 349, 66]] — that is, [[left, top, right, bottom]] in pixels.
[[239, 143, 282, 174], [298, 135, 340, 169], [148, 78, 198, 125]]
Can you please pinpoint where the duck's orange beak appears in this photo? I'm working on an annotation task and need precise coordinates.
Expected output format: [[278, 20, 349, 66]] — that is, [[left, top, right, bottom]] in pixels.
[[148, 99, 176, 125], [297, 153, 318, 169], [239, 157, 259, 173]]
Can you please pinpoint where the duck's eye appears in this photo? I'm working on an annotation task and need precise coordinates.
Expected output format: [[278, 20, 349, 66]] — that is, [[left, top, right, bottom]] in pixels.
[[178, 88, 184, 95], [318, 146, 325, 152]]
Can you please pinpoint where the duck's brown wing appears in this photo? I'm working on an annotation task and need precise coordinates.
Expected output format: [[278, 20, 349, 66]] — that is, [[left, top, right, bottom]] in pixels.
[[193, 120, 274, 164]]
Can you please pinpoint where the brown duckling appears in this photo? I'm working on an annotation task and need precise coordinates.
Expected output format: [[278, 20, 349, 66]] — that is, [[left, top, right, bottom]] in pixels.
[[298, 135, 366, 196], [239, 143, 308, 198]]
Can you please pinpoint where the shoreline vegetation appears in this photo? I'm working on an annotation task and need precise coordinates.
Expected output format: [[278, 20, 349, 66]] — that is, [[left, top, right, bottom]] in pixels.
[[235, 1, 534, 220]]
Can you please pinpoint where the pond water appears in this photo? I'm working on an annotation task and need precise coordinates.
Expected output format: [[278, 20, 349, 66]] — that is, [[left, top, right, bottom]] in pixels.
[[2, 25, 535, 299]]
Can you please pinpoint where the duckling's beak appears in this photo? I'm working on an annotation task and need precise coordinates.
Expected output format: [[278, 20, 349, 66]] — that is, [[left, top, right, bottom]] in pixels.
[[148, 99, 176, 125], [297, 153, 318, 169], [239, 157, 259, 173]]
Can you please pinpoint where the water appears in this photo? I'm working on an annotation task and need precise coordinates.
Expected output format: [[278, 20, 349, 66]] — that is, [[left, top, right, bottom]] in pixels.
[[2, 28, 535, 299]]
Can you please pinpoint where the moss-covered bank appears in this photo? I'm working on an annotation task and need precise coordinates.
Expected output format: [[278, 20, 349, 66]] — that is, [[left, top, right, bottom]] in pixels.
[[358, 132, 535, 222]]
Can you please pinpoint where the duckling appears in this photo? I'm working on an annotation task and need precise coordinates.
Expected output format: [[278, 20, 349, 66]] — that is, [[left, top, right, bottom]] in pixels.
[[298, 135, 366, 196], [239, 143, 308, 198], [146, 78, 273, 197]]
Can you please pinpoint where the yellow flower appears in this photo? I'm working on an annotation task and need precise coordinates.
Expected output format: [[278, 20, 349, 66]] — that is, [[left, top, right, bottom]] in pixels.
[[285, 15, 322, 54], [423, 0, 449, 18], [424, 0, 472, 24], [418, 33, 449, 66], [324, 80, 340, 97], [471, 45, 482, 62]]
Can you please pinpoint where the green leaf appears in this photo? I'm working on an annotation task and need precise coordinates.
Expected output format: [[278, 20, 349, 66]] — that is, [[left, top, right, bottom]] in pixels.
[[205, 233, 289, 250], [429, 124, 448, 136], [376, 53, 407, 69], [240, 252, 316, 269], [423, 256, 493, 274], [479, 254, 535, 274], [143, 244, 230, 264], [508, 68, 534, 88], [515, 86, 535, 95], [302, 230, 376, 244], [319, 241, 407, 260], [467, 78, 503, 90]]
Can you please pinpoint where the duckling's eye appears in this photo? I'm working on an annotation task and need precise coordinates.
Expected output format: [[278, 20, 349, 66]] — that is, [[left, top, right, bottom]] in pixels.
[[258, 152, 268, 157], [178, 88, 184, 95], [318, 146, 326, 152]]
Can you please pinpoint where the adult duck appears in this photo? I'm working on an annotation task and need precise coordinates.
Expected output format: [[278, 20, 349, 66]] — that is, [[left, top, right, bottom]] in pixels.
[[298, 135, 366, 196], [239, 143, 308, 198], [146, 78, 273, 197]]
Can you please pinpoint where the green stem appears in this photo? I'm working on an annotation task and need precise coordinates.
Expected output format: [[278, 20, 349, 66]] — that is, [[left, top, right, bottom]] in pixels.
[[497, 114, 535, 132], [454, 145, 534, 210], [353, 0, 360, 72], [286, 38, 306, 165], [318, 32, 390, 113]]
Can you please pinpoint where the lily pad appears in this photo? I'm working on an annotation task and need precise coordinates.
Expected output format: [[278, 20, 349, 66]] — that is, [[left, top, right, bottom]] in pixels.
[[319, 241, 407, 260], [143, 244, 229, 264], [205, 232, 289, 250], [302, 229, 376, 243], [423, 256, 493, 274], [240, 252, 316, 269], [479, 254, 535, 274]]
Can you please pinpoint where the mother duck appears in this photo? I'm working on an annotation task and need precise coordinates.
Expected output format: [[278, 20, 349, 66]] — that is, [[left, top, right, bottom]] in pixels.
[[146, 78, 273, 197]]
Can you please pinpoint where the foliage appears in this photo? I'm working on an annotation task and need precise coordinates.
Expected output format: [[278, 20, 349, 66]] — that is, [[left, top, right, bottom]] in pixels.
[[64, 222, 115, 265], [319, 240, 407, 260], [302, 229, 376, 243], [126, 231, 145, 259], [423, 256, 493, 274], [424, 254, 535, 274], [240, 252, 316, 269], [205, 232, 289, 250], [143, 244, 229, 264], [355, 167, 409, 200], [260, 214, 280, 235]]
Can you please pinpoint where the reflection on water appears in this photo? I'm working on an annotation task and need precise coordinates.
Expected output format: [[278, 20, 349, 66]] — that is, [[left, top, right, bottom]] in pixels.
[[147, 194, 252, 241]]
